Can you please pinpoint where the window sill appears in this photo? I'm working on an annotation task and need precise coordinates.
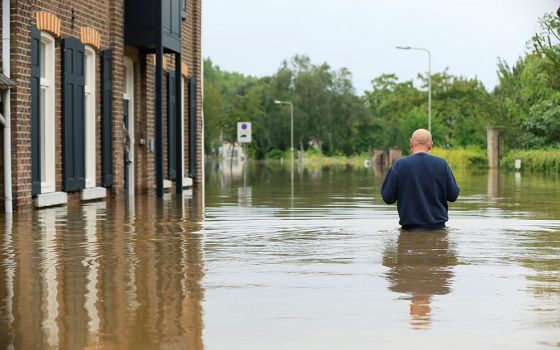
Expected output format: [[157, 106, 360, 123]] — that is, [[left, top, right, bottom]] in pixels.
[[81, 187, 107, 201], [157, 179, 192, 191], [183, 177, 193, 188], [34, 192, 68, 208]]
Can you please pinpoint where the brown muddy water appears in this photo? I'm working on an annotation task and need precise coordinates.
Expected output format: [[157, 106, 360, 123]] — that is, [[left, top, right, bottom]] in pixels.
[[0, 161, 559, 349]]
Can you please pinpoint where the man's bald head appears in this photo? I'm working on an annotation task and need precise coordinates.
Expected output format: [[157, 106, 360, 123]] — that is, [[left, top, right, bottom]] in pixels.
[[410, 129, 432, 153]]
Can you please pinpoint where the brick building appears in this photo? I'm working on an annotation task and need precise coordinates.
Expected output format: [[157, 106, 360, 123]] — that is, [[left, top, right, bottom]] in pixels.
[[0, 0, 203, 211]]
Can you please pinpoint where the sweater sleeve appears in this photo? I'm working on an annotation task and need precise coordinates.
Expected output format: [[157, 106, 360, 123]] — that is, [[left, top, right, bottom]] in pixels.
[[381, 163, 398, 204], [445, 162, 460, 202]]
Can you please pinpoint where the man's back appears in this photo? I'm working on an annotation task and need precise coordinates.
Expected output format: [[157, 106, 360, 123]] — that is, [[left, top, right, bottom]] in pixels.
[[381, 152, 460, 230]]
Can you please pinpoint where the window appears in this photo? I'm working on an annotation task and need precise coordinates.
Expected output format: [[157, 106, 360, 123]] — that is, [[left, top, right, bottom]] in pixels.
[[123, 58, 135, 194], [39, 32, 56, 193], [84, 46, 97, 188]]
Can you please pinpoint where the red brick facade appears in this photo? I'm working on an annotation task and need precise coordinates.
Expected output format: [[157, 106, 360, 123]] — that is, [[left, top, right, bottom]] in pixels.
[[0, 0, 203, 210]]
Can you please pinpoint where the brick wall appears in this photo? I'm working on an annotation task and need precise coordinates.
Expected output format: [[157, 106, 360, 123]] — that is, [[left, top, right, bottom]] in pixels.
[[4, 0, 203, 210]]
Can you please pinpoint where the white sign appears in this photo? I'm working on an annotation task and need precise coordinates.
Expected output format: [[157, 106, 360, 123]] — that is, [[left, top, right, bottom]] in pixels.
[[237, 122, 252, 143]]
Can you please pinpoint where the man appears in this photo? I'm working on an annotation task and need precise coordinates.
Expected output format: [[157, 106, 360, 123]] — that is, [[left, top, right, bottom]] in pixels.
[[381, 129, 460, 230]]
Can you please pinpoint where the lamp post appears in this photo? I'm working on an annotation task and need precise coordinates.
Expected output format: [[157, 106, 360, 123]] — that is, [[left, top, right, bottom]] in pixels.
[[274, 100, 294, 161], [396, 46, 432, 133]]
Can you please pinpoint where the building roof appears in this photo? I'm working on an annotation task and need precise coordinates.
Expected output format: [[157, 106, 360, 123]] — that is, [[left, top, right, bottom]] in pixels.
[[0, 72, 15, 89]]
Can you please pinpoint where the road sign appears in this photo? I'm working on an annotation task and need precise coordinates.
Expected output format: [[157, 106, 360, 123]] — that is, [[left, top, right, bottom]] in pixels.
[[237, 122, 252, 143]]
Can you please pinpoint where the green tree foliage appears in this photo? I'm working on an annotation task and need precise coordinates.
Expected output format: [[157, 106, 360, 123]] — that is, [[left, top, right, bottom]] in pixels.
[[494, 54, 560, 148], [203, 59, 256, 153], [202, 9, 560, 157], [490, 10, 560, 149], [364, 71, 493, 150]]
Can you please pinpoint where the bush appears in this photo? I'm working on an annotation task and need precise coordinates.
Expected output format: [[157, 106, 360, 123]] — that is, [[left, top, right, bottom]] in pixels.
[[502, 149, 560, 173], [431, 146, 488, 169], [265, 148, 289, 160]]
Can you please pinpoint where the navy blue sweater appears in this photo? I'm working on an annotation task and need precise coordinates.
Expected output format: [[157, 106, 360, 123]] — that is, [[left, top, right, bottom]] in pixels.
[[381, 152, 460, 230]]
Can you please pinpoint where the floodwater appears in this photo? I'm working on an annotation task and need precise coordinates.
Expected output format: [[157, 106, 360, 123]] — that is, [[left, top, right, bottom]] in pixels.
[[1, 161, 559, 349]]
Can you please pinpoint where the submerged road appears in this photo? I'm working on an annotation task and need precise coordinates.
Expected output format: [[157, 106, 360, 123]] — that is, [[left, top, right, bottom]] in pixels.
[[0, 163, 559, 349]]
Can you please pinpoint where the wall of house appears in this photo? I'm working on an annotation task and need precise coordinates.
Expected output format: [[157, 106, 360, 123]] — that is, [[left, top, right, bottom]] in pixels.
[[5, 0, 203, 209]]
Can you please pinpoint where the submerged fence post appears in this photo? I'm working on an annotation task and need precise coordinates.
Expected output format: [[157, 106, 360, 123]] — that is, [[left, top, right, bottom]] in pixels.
[[374, 149, 385, 165], [486, 127, 505, 169], [388, 148, 402, 166]]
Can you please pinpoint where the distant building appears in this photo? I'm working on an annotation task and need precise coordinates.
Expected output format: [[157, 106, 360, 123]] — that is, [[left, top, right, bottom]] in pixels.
[[221, 142, 246, 161], [0, 0, 203, 211]]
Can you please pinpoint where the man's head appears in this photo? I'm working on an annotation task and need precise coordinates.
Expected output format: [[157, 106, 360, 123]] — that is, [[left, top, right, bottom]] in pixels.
[[410, 129, 432, 153]]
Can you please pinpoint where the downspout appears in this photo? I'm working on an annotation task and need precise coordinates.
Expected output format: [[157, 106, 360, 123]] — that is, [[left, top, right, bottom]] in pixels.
[[2, 0, 13, 213], [199, 0, 205, 205]]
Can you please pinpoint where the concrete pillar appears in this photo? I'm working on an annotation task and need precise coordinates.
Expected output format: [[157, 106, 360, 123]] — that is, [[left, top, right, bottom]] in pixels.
[[389, 148, 402, 166], [486, 127, 504, 169]]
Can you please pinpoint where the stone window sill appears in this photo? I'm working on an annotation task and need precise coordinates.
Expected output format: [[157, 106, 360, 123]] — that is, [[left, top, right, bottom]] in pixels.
[[34, 192, 68, 208], [81, 187, 107, 201]]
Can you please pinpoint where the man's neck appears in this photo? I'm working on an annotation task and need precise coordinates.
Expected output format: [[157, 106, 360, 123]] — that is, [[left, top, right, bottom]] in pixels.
[[412, 149, 430, 154]]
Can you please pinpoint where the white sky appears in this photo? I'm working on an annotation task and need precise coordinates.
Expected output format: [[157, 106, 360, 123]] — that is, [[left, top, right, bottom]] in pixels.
[[202, 0, 559, 94]]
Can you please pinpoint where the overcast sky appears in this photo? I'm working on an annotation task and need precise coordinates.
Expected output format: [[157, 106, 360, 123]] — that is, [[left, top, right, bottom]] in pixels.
[[203, 0, 559, 94]]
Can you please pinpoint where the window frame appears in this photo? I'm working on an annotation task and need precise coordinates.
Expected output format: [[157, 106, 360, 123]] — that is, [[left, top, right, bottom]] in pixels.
[[181, 76, 186, 178], [39, 32, 56, 193], [181, 0, 187, 20], [84, 45, 97, 188], [123, 57, 135, 194]]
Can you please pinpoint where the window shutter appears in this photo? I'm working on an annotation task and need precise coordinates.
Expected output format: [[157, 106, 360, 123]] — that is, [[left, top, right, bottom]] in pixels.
[[31, 27, 42, 196], [188, 76, 197, 179], [101, 50, 113, 187], [167, 70, 176, 180], [62, 37, 86, 192]]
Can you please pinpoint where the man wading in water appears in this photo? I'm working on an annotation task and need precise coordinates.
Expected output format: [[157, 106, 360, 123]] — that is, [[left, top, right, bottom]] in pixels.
[[381, 129, 460, 230]]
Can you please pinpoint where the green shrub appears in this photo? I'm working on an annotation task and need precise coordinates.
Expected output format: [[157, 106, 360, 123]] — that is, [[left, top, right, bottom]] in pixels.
[[265, 148, 289, 160], [431, 146, 488, 169], [502, 149, 560, 173]]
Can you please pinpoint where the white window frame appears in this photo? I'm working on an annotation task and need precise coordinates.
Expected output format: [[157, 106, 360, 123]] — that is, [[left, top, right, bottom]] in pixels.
[[181, 76, 186, 178], [39, 32, 56, 193], [84, 46, 97, 188], [123, 58, 135, 194]]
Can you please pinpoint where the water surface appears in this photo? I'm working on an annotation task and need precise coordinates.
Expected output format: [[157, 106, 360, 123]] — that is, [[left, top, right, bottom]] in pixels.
[[0, 162, 559, 349]]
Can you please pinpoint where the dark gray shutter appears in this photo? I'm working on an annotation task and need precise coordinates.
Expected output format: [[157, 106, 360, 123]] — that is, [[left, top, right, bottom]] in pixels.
[[167, 70, 176, 180], [188, 76, 196, 178], [101, 50, 113, 187], [31, 27, 41, 196], [62, 37, 86, 192]]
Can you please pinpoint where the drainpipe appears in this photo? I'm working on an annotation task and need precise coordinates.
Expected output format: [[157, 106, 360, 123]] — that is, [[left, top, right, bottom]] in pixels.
[[2, 0, 13, 213], [200, 2, 205, 206]]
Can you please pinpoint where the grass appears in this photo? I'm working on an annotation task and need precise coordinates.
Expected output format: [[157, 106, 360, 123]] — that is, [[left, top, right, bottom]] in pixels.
[[429, 146, 488, 169], [300, 150, 369, 167], [502, 149, 560, 173], [260, 147, 560, 174]]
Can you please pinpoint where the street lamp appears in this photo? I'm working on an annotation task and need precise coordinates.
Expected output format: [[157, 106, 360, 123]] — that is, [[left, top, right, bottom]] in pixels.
[[396, 46, 432, 133], [274, 100, 294, 161]]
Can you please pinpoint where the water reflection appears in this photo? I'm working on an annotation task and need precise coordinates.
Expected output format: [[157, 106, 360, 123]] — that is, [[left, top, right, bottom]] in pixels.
[[1, 164, 560, 349], [487, 168, 501, 197], [383, 230, 457, 330], [0, 194, 205, 349]]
